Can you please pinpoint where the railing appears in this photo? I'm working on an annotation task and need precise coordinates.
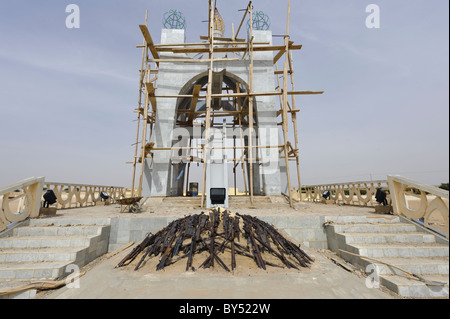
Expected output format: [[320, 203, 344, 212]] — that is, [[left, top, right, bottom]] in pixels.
[[1, 178, 127, 232], [300, 180, 389, 207], [388, 175, 449, 238], [45, 182, 126, 209], [0, 177, 45, 231]]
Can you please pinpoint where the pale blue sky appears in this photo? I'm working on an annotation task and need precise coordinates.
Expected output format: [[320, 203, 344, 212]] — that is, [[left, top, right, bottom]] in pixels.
[[0, 0, 448, 188]]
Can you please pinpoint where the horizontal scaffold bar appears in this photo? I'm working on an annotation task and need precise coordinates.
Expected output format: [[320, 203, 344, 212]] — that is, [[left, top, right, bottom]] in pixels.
[[147, 58, 239, 63], [153, 91, 324, 99], [133, 144, 284, 153], [155, 44, 302, 54]]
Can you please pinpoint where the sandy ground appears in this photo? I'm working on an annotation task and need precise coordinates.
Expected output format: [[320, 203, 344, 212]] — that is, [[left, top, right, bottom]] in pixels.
[[6, 196, 441, 299], [37, 242, 396, 299], [35, 202, 398, 299]]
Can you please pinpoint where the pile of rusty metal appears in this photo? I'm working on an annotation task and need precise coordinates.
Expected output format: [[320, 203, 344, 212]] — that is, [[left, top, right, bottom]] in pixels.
[[116, 208, 313, 272]]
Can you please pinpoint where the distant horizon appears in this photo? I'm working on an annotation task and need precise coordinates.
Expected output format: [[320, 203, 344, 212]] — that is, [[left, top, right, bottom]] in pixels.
[[0, 0, 448, 189]]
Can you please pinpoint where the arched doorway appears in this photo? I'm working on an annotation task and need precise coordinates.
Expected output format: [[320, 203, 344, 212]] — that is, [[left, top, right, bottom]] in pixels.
[[169, 70, 261, 197]]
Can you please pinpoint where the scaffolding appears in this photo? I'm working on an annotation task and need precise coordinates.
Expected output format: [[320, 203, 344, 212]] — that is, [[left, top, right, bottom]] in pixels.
[[128, 1, 323, 208]]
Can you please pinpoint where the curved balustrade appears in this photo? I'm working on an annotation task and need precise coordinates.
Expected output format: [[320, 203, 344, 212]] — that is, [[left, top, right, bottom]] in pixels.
[[301, 180, 389, 207], [388, 175, 449, 237], [1, 178, 127, 231], [0, 177, 45, 231], [45, 182, 126, 209]]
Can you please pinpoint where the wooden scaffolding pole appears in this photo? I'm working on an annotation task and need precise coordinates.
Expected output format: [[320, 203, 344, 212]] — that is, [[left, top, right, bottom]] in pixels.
[[235, 1, 251, 40], [137, 65, 150, 197], [248, 2, 255, 205], [185, 137, 193, 195], [236, 82, 249, 196], [200, 0, 215, 208], [288, 49, 303, 201], [131, 10, 148, 197], [281, 2, 294, 207]]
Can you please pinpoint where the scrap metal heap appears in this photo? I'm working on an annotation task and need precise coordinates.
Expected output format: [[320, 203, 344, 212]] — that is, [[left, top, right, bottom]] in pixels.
[[116, 209, 313, 272]]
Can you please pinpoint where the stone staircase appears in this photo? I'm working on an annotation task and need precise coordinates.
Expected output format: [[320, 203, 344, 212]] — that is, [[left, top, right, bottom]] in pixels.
[[0, 218, 110, 298], [326, 216, 449, 298]]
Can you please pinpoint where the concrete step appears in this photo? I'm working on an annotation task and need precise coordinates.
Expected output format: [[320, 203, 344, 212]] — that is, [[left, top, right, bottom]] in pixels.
[[28, 218, 110, 227], [325, 216, 402, 224], [0, 261, 72, 281], [336, 232, 437, 245], [0, 220, 111, 299], [379, 274, 449, 298], [370, 257, 449, 276], [346, 242, 449, 258], [0, 247, 87, 263], [331, 223, 418, 234], [12, 225, 101, 237], [0, 235, 96, 249], [343, 253, 449, 276], [327, 216, 449, 298]]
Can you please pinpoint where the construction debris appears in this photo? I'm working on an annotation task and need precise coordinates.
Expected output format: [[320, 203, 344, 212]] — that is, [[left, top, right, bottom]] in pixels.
[[116, 208, 313, 272]]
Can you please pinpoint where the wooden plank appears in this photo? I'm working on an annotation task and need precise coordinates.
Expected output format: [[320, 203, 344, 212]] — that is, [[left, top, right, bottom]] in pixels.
[[274, 70, 292, 75], [139, 25, 159, 61], [0, 272, 86, 296], [145, 82, 157, 113], [276, 109, 300, 117], [188, 85, 202, 123], [273, 49, 286, 65]]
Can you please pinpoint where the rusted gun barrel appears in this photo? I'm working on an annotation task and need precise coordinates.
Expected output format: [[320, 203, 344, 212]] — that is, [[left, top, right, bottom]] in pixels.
[[237, 213, 313, 269]]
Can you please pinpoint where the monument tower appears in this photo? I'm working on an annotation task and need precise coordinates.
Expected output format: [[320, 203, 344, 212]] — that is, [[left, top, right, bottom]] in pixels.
[[129, 1, 323, 208]]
